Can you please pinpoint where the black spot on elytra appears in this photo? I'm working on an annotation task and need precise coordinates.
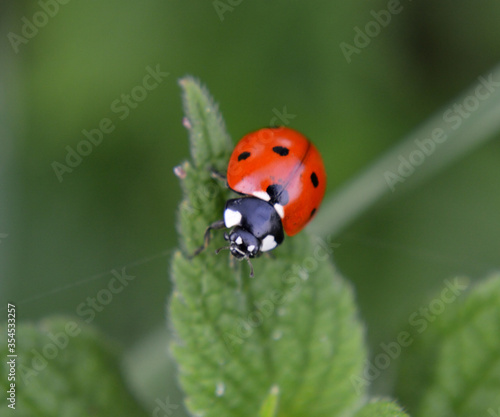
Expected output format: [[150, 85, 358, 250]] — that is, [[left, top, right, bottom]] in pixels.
[[272, 146, 289, 156], [266, 184, 289, 206], [310, 208, 317, 218], [238, 151, 251, 161], [310, 172, 319, 188]]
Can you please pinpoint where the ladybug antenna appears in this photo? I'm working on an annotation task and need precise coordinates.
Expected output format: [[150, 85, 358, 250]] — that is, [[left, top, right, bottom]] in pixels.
[[215, 246, 254, 277], [215, 245, 231, 255]]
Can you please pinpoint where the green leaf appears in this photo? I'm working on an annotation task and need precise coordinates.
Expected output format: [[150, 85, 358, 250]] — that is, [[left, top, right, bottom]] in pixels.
[[170, 77, 367, 417], [179, 75, 233, 172], [395, 274, 500, 417], [258, 385, 280, 417], [353, 400, 409, 417], [0, 316, 148, 417], [174, 77, 233, 256]]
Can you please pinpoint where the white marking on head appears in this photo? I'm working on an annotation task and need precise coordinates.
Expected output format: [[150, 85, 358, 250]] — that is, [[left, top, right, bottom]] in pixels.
[[224, 209, 242, 228], [235, 236, 243, 245], [260, 235, 277, 252], [252, 191, 271, 201], [247, 245, 256, 252], [232, 246, 246, 256], [274, 204, 285, 219]]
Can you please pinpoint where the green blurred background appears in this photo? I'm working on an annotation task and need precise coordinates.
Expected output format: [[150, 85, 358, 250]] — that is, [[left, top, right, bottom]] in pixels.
[[1, 0, 500, 411]]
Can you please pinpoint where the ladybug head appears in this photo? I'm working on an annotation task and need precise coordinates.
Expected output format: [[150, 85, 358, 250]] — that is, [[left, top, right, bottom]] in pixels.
[[215, 227, 259, 277], [224, 227, 260, 259]]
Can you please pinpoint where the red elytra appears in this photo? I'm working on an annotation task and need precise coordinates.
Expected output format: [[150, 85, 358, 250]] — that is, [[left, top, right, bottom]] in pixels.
[[227, 127, 326, 236]]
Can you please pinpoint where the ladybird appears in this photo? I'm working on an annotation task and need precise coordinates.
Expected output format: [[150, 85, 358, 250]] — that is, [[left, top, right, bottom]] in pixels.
[[194, 127, 326, 275]]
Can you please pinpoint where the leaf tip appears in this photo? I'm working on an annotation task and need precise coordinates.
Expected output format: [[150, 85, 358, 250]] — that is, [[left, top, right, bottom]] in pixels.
[[258, 384, 281, 417], [178, 74, 196, 88]]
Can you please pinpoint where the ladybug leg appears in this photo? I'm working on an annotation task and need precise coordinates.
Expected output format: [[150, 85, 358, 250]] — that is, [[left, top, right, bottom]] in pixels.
[[190, 219, 226, 258], [244, 256, 254, 277], [229, 253, 237, 270]]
